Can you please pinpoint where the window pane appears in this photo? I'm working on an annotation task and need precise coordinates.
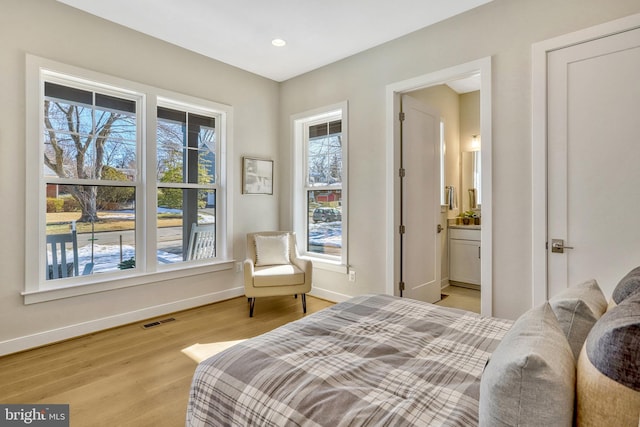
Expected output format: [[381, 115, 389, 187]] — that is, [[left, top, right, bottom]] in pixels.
[[198, 146, 215, 185], [197, 124, 216, 184], [157, 116, 185, 183], [307, 133, 342, 186], [45, 82, 92, 105], [309, 120, 341, 138], [187, 114, 215, 185], [45, 100, 93, 136], [307, 189, 342, 256], [45, 184, 136, 280], [157, 188, 215, 263], [95, 107, 137, 135], [44, 92, 137, 181], [43, 131, 136, 180], [95, 92, 136, 113], [157, 112, 216, 185]]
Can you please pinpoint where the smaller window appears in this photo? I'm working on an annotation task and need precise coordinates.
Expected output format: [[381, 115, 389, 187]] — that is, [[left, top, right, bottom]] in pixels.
[[293, 102, 348, 267]]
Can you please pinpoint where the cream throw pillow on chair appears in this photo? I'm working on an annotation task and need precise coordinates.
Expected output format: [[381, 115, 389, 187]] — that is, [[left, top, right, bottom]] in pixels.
[[254, 234, 290, 266]]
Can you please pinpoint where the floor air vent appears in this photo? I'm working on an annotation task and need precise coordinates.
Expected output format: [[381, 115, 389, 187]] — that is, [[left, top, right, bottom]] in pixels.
[[142, 317, 176, 329]]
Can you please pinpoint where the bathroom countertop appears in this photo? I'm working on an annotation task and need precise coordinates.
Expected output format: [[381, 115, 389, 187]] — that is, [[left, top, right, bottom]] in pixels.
[[448, 224, 481, 230]]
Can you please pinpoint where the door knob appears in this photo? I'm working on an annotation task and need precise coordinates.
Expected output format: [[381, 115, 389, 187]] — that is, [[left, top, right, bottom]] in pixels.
[[551, 239, 574, 254]]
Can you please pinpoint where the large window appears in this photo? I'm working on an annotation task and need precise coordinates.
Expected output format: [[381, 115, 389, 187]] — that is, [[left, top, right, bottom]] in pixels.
[[43, 80, 139, 278], [25, 56, 231, 302], [293, 102, 348, 267], [156, 105, 218, 264]]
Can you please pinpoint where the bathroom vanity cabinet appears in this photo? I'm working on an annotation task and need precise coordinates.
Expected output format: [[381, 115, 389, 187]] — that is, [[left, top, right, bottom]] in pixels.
[[449, 226, 481, 286]]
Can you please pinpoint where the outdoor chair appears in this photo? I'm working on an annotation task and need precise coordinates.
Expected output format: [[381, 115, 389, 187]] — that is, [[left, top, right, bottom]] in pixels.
[[244, 231, 312, 317], [46, 230, 94, 279], [186, 223, 216, 260]]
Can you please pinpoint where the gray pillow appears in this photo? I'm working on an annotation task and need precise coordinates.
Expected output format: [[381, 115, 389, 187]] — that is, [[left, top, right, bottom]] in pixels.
[[576, 292, 640, 426], [585, 292, 640, 391], [479, 302, 575, 427], [612, 266, 640, 305], [549, 279, 607, 359]]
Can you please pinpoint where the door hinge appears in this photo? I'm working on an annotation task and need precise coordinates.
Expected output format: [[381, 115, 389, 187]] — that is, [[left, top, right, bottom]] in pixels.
[[399, 225, 406, 234], [399, 281, 405, 291], [399, 112, 405, 122], [399, 168, 406, 178]]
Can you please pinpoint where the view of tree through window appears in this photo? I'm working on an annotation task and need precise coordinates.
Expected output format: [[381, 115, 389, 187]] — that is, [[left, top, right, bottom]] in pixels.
[[30, 61, 229, 295], [42, 84, 220, 281], [44, 82, 138, 279], [306, 119, 342, 256]]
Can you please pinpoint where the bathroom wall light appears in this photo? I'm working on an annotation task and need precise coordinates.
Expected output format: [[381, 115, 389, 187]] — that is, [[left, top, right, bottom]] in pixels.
[[271, 38, 287, 47], [471, 134, 481, 151]]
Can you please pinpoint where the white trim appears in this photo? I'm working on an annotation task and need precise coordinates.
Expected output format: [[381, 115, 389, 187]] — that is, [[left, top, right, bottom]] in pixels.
[[308, 287, 351, 304], [385, 57, 493, 316], [309, 258, 348, 274], [4, 285, 244, 356], [531, 13, 640, 306], [22, 261, 234, 304]]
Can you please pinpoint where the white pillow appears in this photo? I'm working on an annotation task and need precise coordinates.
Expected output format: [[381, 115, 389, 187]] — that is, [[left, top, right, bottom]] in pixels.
[[254, 234, 290, 266]]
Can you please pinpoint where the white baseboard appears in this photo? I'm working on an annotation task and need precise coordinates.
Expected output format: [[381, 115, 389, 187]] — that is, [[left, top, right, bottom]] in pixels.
[[0, 287, 245, 357], [308, 287, 351, 303]]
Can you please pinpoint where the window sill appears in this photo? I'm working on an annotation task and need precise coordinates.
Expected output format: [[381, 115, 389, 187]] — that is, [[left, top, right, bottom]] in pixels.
[[301, 256, 348, 274], [22, 260, 234, 305]]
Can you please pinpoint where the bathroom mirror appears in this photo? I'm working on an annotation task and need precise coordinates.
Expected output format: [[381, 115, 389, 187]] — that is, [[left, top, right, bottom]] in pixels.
[[461, 151, 481, 211]]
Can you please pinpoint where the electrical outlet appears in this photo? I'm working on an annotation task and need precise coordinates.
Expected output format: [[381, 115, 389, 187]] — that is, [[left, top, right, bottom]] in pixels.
[[348, 270, 356, 282]]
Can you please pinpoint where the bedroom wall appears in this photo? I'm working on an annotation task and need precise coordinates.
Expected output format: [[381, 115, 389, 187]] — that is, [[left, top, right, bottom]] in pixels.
[[0, 0, 280, 354], [278, 0, 640, 319]]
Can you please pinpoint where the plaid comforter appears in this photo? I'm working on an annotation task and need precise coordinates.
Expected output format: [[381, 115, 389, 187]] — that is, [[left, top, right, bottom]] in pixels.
[[186, 294, 512, 427]]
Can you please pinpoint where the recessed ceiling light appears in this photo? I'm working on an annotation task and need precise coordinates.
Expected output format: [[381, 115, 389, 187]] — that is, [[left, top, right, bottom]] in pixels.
[[271, 38, 286, 47]]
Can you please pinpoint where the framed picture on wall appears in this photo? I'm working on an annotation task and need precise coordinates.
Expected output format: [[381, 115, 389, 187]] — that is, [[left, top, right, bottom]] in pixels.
[[242, 157, 274, 195]]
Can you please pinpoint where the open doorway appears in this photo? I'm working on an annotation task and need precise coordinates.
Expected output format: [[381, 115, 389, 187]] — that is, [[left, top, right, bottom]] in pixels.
[[385, 57, 493, 316], [408, 81, 481, 312]]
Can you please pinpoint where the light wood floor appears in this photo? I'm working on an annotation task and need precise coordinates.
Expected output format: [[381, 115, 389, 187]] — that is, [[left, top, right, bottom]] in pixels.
[[0, 295, 334, 427], [435, 284, 481, 313]]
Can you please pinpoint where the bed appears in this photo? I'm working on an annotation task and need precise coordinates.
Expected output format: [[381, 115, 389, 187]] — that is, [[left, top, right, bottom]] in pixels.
[[186, 294, 513, 426]]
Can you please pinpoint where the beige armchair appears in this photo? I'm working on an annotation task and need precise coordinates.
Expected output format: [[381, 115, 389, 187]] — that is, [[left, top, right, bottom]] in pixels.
[[244, 231, 312, 317]]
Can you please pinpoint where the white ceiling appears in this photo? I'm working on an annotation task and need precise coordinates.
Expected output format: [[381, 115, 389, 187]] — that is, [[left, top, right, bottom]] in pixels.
[[446, 73, 481, 94], [57, 0, 492, 82]]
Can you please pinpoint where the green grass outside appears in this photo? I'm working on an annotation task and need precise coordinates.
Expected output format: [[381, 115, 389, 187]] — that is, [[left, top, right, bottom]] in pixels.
[[46, 212, 183, 234]]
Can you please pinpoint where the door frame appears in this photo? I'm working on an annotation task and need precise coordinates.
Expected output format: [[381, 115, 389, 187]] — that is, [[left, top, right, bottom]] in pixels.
[[531, 13, 640, 306], [385, 57, 493, 316]]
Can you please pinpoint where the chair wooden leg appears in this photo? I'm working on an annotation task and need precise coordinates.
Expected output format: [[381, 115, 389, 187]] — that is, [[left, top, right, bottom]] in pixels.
[[249, 297, 255, 317], [294, 294, 298, 299], [301, 294, 307, 313]]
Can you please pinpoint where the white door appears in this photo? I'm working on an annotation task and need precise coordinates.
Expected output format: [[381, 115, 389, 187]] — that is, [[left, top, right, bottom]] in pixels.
[[400, 95, 442, 303], [547, 27, 640, 298]]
